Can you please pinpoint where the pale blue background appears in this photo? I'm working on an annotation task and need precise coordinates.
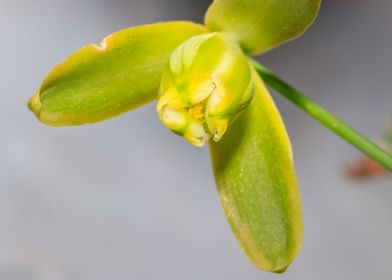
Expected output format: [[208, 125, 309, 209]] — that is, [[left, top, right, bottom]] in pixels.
[[1, 0, 392, 279]]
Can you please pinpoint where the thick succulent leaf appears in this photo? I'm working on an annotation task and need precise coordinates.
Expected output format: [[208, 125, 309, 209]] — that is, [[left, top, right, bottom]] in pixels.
[[209, 71, 303, 272], [205, 0, 321, 55], [29, 21, 207, 125]]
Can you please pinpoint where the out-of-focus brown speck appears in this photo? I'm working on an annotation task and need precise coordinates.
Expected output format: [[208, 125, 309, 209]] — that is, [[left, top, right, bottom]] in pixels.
[[345, 156, 388, 179], [345, 115, 392, 179]]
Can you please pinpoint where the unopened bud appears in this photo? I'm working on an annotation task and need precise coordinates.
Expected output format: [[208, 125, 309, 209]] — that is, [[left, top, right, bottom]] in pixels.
[[157, 33, 254, 147]]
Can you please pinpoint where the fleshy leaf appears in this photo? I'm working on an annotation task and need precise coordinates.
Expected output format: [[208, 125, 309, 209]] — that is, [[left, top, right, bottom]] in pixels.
[[205, 0, 321, 55], [209, 70, 303, 272], [29, 21, 207, 125]]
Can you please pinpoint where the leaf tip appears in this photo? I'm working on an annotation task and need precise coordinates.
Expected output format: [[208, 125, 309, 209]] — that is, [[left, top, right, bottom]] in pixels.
[[272, 264, 290, 274], [28, 91, 41, 117], [27, 91, 56, 125]]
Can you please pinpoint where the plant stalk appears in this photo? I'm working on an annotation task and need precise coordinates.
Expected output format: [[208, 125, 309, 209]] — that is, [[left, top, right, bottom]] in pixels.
[[250, 59, 392, 171]]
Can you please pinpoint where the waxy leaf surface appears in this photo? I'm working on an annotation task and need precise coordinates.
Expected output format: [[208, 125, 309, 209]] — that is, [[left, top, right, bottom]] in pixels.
[[205, 0, 321, 55], [209, 72, 303, 272], [29, 21, 207, 125]]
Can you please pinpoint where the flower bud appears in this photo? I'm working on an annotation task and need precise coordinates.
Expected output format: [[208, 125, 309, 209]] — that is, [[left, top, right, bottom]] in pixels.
[[157, 33, 254, 147]]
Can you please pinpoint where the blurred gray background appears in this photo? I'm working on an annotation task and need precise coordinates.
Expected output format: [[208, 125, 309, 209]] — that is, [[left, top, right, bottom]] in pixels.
[[1, 0, 392, 279]]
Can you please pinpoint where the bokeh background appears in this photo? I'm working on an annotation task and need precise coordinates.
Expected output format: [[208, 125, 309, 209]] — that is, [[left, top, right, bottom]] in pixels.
[[1, 0, 392, 279]]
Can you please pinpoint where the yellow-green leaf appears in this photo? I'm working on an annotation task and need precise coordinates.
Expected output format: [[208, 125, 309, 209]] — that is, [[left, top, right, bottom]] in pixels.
[[29, 21, 207, 125], [209, 71, 303, 272], [205, 0, 321, 55]]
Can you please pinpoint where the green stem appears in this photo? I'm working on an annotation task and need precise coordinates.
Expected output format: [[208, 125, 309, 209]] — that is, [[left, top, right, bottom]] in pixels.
[[250, 59, 392, 171]]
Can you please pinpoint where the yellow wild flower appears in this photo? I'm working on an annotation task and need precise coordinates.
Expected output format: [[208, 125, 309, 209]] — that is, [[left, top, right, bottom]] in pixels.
[[157, 33, 254, 146]]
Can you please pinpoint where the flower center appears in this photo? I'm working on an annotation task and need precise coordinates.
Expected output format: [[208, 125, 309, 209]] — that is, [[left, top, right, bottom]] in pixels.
[[187, 103, 206, 121]]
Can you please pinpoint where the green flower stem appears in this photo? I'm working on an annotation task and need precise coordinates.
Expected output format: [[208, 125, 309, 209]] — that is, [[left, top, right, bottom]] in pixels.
[[250, 59, 392, 171]]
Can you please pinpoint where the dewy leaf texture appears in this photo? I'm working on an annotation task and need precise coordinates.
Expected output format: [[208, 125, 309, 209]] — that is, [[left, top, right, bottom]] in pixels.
[[205, 0, 321, 55], [209, 70, 302, 273], [29, 21, 207, 125]]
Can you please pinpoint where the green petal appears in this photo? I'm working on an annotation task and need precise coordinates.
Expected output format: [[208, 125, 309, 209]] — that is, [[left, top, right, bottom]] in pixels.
[[29, 21, 207, 125], [209, 70, 303, 272], [205, 0, 321, 55]]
